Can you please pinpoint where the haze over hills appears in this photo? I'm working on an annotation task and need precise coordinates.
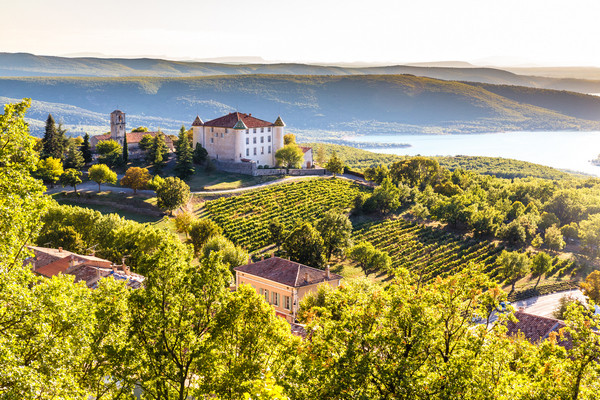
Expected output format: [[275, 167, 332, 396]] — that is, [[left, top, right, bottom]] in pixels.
[[4, 53, 600, 95], [2, 74, 600, 138]]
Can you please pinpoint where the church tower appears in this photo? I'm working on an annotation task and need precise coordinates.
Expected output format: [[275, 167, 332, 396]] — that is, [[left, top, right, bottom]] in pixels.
[[110, 110, 126, 145]]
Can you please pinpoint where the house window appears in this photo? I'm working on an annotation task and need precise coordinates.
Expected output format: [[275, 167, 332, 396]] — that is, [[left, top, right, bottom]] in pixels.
[[261, 146, 264, 154], [268, 127, 271, 132], [246, 149, 249, 156], [253, 128, 257, 133], [214, 133, 218, 137], [221, 133, 223, 138], [210, 138, 214, 143], [253, 137, 257, 144], [253, 148, 257, 155], [268, 145, 271, 154], [246, 138, 249, 144], [260, 137, 264, 143], [261, 127, 264, 133], [268, 136, 271, 142], [225, 129, 228, 133], [272, 292, 280, 306], [284, 295, 291, 310], [211, 127, 214, 132], [246, 130, 249, 134], [263, 289, 269, 303]]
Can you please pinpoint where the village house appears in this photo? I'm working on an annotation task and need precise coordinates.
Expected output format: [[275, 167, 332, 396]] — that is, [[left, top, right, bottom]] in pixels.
[[90, 110, 174, 158], [26, 246, 144, 289], [233, 257, 342, 323], [505, 311, 572, 349]]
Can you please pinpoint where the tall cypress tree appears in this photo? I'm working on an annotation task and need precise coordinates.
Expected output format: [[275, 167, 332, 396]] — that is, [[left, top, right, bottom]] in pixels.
[[175, 125, 194, 179], [151, 131, 168, 174], [81, 133, 92, 164], [122, 134, 129, 164]]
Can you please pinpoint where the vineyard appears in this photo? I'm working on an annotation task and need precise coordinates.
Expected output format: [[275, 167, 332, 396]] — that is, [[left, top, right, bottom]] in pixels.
[[354, 218, 504, 281], [203, 178, 370, 251]]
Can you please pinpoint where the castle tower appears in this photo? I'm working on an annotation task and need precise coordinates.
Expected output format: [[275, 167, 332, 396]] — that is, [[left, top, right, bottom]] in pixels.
[[233, 118, 248, 162], [191, 115, 204, 149], [272, 116, 286, 157], [110, 110, 126, 145]]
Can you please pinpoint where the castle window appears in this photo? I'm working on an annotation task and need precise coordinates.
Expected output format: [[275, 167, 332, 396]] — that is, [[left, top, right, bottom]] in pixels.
[[261, 128, 264, 133], [211, 127, 214, 132], [268, 127, 271, 132], [261, 146, 264, 154], [246, 138, 249, 144], [221, 133, 223, 138], [253, 128, 257, 133], [246, 148, 249, 156], [260, 137, 264, 143], [268, 136, 271, 142], [253, 148, 257, 155], [214, 133, 218, 137], [210, 138, 214, 143], [246, 130, 249, 134], [253, 137, 257, 144], [268, 145, 271, 153]]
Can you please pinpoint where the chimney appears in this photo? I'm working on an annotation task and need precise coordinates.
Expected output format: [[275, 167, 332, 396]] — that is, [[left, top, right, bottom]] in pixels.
[[304, 272, 309, 283], [124, 266, 131, 276], [326, 265, 331, 279], [248, 256, 252, 265], [69, 254, 75, 268], [58, 247, 63, 252], [260, 255, 264, 261], [249, 113, 252, 117], [111, 265, 117, 274]]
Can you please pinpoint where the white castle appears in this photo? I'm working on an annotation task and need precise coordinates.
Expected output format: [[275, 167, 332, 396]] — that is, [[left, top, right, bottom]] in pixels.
[[191, 112, 311, 168]]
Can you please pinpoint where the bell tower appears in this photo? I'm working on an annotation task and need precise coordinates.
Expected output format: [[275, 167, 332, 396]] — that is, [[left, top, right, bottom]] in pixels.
[[110, 110, 126, 145]]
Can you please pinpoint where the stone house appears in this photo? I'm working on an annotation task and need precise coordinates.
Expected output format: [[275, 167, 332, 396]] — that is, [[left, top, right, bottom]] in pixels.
[[27, 246, 144, 289], [90, 110, 174, 158], [233, 257, 342, 323]]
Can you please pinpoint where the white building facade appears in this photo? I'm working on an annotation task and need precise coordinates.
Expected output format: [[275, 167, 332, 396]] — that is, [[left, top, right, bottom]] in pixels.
[[192, 112, 285, 167]]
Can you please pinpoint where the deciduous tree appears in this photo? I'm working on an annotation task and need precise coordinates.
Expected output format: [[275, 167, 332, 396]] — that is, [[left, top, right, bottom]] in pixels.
[[531, 251, 552, 288], [120, 166, 151, 194], [347, 241, 391, 275], [60, 168, 82, 192], [96, 139, 122, 167], [580, 270, 600, 303], [282, 222, 325, 268], [316, 210, 353, 260], [189, 219, 223, 254], [36, 156, 64, 187], [275, 144, 304, 169], [544, 224, 566, 251], [324, 151, 344, 177], [498, 250, 530, 293], [156, 176, 190, 213], [88, 163, 117, 192]]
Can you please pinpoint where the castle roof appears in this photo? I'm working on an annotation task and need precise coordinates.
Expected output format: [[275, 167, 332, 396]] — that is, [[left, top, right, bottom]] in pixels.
[[273, 116, 286, 127], [233, 119, 248, 130], [90, 131, 174, 150], [192, 115, 204, 126], [204, 112, 273, 129], [234, 257, 342, 288], [111, 110, 124, 114]]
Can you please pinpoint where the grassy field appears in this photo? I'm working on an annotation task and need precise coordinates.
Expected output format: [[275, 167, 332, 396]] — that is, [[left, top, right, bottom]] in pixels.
[[186, 170, 279, 191]]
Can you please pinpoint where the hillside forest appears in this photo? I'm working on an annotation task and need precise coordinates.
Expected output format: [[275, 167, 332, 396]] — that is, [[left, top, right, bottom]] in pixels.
[[4, 97, 600, 399]]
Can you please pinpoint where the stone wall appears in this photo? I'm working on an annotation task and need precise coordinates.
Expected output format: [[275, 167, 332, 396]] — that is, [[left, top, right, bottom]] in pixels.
[[213, 159, 328, 177]]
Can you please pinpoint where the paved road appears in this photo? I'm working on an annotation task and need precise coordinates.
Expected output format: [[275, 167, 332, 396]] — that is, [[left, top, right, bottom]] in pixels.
[[514, 289, 586, 318]]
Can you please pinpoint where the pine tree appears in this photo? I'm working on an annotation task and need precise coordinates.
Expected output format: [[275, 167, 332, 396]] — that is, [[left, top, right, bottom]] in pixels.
[[175, 125, 194, 179], [41, 114, 65, 159], [81, 133, 92, 164], [64, 144, 85, 169], [122, 134, 129, 164]]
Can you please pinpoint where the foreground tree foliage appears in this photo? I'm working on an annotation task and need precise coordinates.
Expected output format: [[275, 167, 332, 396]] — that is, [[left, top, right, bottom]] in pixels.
[[88, 163, 117, 191], [155, 176, 190, 213], [120, 166, 151, 194]]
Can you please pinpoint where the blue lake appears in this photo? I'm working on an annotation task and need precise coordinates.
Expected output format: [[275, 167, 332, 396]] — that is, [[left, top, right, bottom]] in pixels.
[[347, 131, 600, 177]]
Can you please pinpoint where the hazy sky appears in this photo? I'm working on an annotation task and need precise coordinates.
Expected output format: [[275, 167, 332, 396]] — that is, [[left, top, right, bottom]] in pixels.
[[2, 0, 600, 66]]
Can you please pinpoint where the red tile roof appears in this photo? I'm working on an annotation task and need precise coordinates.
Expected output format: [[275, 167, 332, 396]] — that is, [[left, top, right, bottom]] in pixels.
[[34, 256, 72, 278], [234, 257, 342, 288], [506, 311, 570, 348], [300, 146, 312, 154], [192, 115, 204, 126], [204, 112, 273, 129], [90, 132, 174, 149]]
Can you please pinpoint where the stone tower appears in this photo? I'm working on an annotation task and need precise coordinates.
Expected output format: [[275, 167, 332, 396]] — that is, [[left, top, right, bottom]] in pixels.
[[272, 116, 285, 155], [110, 110, 126, 145]]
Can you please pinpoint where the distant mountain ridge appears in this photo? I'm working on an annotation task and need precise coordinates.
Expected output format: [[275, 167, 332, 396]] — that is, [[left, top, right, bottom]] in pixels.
[[4, 53, 600, 94], [2, 74, 600, 138]]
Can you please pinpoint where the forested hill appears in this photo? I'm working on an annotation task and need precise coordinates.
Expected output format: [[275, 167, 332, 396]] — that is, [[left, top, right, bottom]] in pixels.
[[2, 74, 600, 137], [4, 52, 600, 94]]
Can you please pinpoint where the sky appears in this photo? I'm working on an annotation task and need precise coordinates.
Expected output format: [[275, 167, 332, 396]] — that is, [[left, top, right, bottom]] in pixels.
[[2, 0, 600, 66]]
